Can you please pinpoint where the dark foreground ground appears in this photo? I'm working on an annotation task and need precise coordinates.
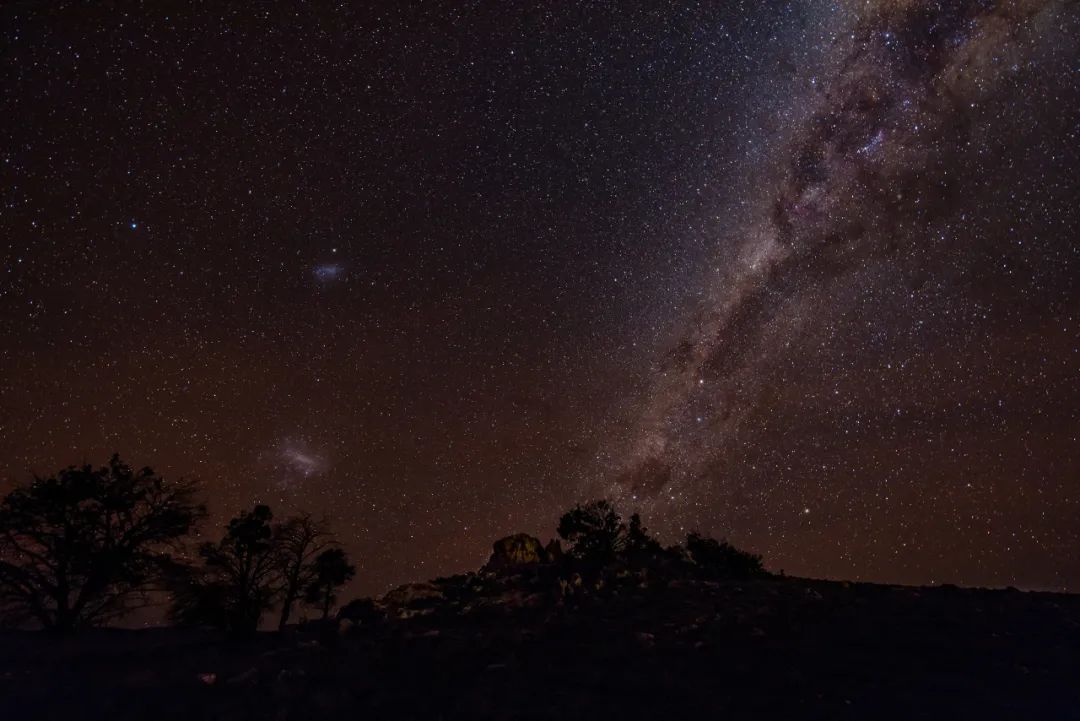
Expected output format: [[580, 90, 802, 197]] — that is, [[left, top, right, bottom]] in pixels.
[[2, 574, 1080, 720]]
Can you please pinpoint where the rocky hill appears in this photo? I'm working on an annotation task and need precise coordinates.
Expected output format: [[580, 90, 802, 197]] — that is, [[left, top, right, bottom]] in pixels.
[[2, 535, 1079, 720]]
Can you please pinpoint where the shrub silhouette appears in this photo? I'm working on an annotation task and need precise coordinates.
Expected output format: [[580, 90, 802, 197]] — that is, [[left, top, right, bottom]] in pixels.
[[557, 500, 625, 563], [304, 547, 356, 620], [624, 513, 662, 556], [0, 455, 205, 632], [554, 500, 764, 578], [685, 532, 765, 578], [171, 504, 280, 637]]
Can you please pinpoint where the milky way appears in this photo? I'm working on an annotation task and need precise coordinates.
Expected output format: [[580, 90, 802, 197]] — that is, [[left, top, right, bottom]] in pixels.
[[1, 1, 1077, 596], [607, 0, 1079, 588]]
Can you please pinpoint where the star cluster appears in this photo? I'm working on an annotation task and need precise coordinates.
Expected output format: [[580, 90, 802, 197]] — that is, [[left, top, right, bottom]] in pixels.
[[1, 1, 1077, 596]]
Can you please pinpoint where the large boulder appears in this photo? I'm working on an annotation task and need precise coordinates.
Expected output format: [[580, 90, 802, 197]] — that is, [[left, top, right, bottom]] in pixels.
[[337, 597, 383, 626], [485, 533, 547, 571], [382, 581, 444, 607]]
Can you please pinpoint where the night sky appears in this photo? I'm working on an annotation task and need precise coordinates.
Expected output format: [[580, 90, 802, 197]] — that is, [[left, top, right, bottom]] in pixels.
[[2, 0, 1078, 598]]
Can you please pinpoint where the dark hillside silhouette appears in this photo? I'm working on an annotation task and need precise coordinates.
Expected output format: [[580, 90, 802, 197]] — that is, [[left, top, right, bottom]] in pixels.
[[0, 483, 1078, 719], [1, 495, 1077, 720]]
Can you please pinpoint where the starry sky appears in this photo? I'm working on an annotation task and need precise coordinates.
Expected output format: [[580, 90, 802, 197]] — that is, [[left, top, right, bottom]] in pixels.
[[1, 1, 1078, 597]]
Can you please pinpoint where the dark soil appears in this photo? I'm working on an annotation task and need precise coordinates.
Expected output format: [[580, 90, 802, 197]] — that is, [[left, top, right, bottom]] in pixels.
[[2, 574, 1079, 720]]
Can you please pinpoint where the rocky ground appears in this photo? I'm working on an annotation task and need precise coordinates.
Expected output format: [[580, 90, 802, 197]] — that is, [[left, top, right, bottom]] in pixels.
[[3, 561, 1080, 720]]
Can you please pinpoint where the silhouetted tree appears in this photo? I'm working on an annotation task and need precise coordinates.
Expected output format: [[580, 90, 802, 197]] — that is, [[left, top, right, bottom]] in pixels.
[[557, 500, 625, 563], [624, 513, 662, 556], [171, 505, 280, 637], [304, 547, 355, 620], [0, 455, 205, 632], [273, 514, 332, 631], [685, 532, 765, 578]]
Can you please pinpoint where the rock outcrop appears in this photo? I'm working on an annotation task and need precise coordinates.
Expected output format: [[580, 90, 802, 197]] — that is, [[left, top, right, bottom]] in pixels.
[[377, 582, 446, 620], [484, 533, 548, 571]]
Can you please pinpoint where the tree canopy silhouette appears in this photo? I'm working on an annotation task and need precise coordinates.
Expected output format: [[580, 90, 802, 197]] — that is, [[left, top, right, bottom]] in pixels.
[[0, 455, 205, 632], [685, 532, 765, 578], [274, 514, 333, 631], [557, 500, 626, 562], [171, 505, 357, 634], [304, 547, 356, 620], [555, 499, 764, 578], [170, 504, 280, 637]]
